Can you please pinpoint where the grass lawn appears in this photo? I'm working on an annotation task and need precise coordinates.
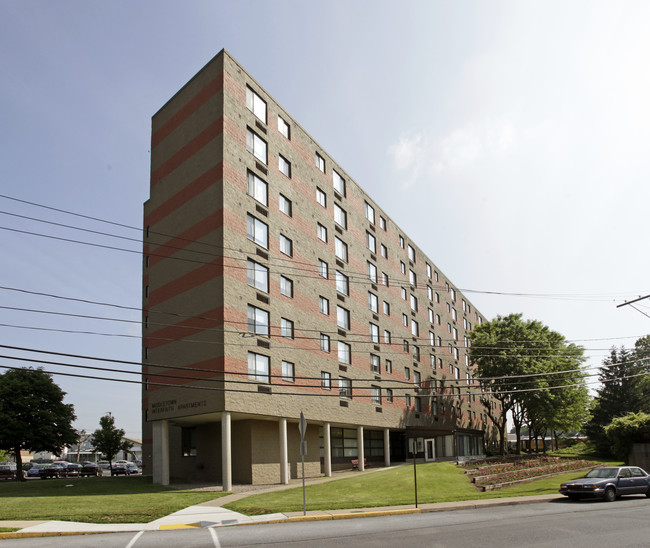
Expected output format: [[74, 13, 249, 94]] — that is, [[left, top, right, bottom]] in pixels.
[[0, 476, 225, 523], [225, 457, 622, 516]]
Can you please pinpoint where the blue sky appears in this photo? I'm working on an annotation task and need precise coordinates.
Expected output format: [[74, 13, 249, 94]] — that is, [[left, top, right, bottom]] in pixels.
[[1, 1, 649, 439]]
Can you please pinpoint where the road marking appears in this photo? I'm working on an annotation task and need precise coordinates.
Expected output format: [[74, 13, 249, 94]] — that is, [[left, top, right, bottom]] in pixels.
[[209, 526, 221, 547], [125, 530, 144, 548]]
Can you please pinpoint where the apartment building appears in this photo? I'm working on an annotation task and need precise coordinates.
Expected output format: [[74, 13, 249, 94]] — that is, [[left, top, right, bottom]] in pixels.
[[142, 49, 498, 487]]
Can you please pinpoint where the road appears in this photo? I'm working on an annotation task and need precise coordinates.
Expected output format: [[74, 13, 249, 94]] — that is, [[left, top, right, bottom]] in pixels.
[[4, 497, 650, 547]]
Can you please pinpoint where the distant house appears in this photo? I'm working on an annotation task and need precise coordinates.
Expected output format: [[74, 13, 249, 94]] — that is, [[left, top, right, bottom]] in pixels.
[[62, 434, 142, 463]]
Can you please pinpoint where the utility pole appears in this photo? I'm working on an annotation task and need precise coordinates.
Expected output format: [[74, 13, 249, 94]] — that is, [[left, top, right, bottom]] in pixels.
[[617, 294, 650, 319]]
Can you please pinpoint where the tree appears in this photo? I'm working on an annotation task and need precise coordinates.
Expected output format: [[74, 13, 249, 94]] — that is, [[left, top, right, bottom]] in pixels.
[[0, 368, 77, 480], [469, 313, 586, 454], [92, 414, 132, 473], [604, 412, 650, 461]]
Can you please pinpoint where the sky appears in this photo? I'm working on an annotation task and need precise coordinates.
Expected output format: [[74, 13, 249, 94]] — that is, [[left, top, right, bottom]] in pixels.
[[1, 1, 649, 440]]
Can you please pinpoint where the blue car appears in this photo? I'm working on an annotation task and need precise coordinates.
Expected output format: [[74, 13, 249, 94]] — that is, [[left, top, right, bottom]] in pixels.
[[560, 466, 650, 502]]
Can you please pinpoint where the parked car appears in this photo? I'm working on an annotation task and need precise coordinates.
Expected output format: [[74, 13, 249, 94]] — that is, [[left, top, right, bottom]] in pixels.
[[80, 461, 99, 477], [0, 463, 18, 480], [39, 463, 64, 479], [98, 460, 111, 470], [64, 462, 82, 477], [560, 466, 650, 502], [111, 461, 139, 476], [26, 463, 46, 478]]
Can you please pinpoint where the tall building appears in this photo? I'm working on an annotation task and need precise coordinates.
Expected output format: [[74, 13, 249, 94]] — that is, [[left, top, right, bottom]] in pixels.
[[142, 49, 497, 487]]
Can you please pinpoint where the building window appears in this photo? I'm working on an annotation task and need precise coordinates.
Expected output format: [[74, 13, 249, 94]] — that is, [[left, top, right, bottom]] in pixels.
[[410, 294, 418, 312], [365, 202, 375, 224], [435, 292, 440, 303], [382, 272, 389, 287], [247, 305, 269, 336], [335, 237, 348, 262], [248, 352, 269, 383], [436, 314, 441, 325], [246, 86, 267, 123], [413, 344, 420, 361], [333, 169, 346, 196], [282, 360, 295, 382], [413, 370, 421, 387], [321, 371, 331, 389], [247, 171, 268, 206], [339, 377, 352, 399], [320, 333, 330, 352], [379, 216, 386, 230], [337, 306, 350, 330], [400, 261, 406, 275], [386, 388, 393, 402], [451, 288, 456, 302], [404, 367, 411, 380], [278, 115, 290, 139], [247, 259, 269, 293], [246, 128, 267, 164], [414, 396, 421, 412], [408, 244, 416, 262], [317, 223, 328, 243], [367, 261, 377, 283], [401, 287, 407, 301], [181, 427, 197, 457], [279, 154, 291, 178], [426, 263, 432, 279], [315, 152, 326, 173], [453, 327, 458, 341], [428, 308, 434, 324], [318, 259, 328, 279], [334, 203, 347, 229], [429, 331, 435, 345], [371, 385, 381, 405], [430, 354, 436, 368], [319, 296, 330, 315], [338, 341, 351, 364], [385, 359, 392, 373], [247, 214, 268, 248], [280, 276, 293, 298], [281, 318, 294, 339], [370, 323, 379, 343], [336, 271, 349, 295], [383, 330, 391, 344], [280, 234, 293, 256], [370, 354, 380, 373], [383, 300, 390, 315], [368, 292, 378, 313], [380, 244, 387, 258], [405, 394, 411, 408], [437, 336, 442, 347], [278, 194, 292, 217], [399, 235, 405, 249], [402, 313, 408, 327], [317, 188, 327, 207], [366, 232, 376, 253], [409, 270, 417, 286], [412, 320, 419, 337], [427, 286, 433, 301]]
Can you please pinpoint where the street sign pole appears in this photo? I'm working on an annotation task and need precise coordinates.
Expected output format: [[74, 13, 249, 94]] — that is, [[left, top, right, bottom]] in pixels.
[[299, 412, 307, 516]]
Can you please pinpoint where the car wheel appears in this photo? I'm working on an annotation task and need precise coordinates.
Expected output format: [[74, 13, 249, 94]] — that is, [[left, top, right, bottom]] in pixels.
[[604, 487, 616, 502]]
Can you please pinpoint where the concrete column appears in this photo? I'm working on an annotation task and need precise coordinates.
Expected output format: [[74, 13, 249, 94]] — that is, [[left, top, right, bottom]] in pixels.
[[279, 418, 288, 484], [323, 422, 332, 477], [222, 412, 232, 491], [384, 428, 391, 467], [357, 425, 365, 472], [152, 420, 169, 486]]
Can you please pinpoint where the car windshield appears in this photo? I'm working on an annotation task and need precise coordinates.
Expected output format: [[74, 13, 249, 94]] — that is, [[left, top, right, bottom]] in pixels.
[[585, 468, 618, 479]]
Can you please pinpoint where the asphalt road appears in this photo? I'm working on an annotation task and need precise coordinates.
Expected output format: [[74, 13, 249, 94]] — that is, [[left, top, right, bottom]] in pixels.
[[5, 496, 650, 547]]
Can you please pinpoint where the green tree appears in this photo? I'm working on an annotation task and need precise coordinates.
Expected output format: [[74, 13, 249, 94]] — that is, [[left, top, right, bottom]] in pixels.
[[469, 313, 586, 454], [0, 368, 77, 480], [604, 412, 650, 461], [92, 414, 132, 472]]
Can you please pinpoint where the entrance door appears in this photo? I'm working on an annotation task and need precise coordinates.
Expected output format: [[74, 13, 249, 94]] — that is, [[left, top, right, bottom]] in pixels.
[[425, 438, 436, 462]]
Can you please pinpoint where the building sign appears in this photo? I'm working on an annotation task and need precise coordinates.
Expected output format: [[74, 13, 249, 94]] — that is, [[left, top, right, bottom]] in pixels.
[[150, 399, 208, 417]]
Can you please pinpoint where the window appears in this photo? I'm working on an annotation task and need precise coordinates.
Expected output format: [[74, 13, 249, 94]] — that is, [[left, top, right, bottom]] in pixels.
[[454, 347, 460, 360], [339, 377, 352, 399], [380, 244, 387, 258], [411, 320, 419, 337], [383, 300, 390, 315], [402, 313, 408, 327], [316, 152, 326, 173], [404, 340, 409, 353], [436, 314, 441, 325], [451, 288, 456, 302], [365, 202, 375, 224], [334, 203, 347, 228], [426, 263, 432, 279], [370, 354, 380, 373], [453, 327, 458, 341], [435, 292, 440, 303], [317, 223, 328, 243], [279, 194, 292, 217], [333, 169, 346, 196], [319, 296, 330, 315], [399, 235, 405, 249], [278, 154, 291, 177], [317, 188, 327, 207], [281, 318, 294, 339], [379, 216, 386, 230], [429, 331, 435, 345], [413, 344, 420, 361], [246, 86, 267, 122], [371, 385, 381, 404], [405, 367, 411, 380], [437, 336, 442, 347], [280, 234, 293, 256], [335, 237, 348, 262], [427, 286, 433, 301], [248, 352, 269, 382], [337, 306, 350, 329], [278, 115, 290, 139], [320, 333, 330, 352], [247, 214, 268, 248], [246, 128, 267, 164], [455, 366, 460, 379], [386, 388, 393, 402], [410, 294, 418, 312], [338, 341, 351, 364], [318, 259, 328, 279], [282, 360, 295, 382], [408, 244, 416, 262], [452, 308, 457, 321], [367, 262, 377, 283], [368, 292, 378, 313], [435, 271, 439, 282], [413, 370, 421, 387], [462, 299, 467, 312], [336, 271, 349, 295], [383, 330, 391, 344], [366, 232, 376, 253], [385, 359, 392, 373], [181, 426, 197, 457], [428, 308, 434, 324], [414, 396, 421, 412], [247, 259, 269, 292], [409, 270, 417, 286], [321, 371, 331, 389], [382, 272, 389, 286], [247, 305, 269, 336], [400, 261, 406, 275], [430, 354, 436, 368], [405, 394, 411, 408], [280, 276, 293, 297], [448, 323, 452, 333], [247, 171, 267, 206], [370, 323, 379, 343], [401, 287, 407, 301]]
